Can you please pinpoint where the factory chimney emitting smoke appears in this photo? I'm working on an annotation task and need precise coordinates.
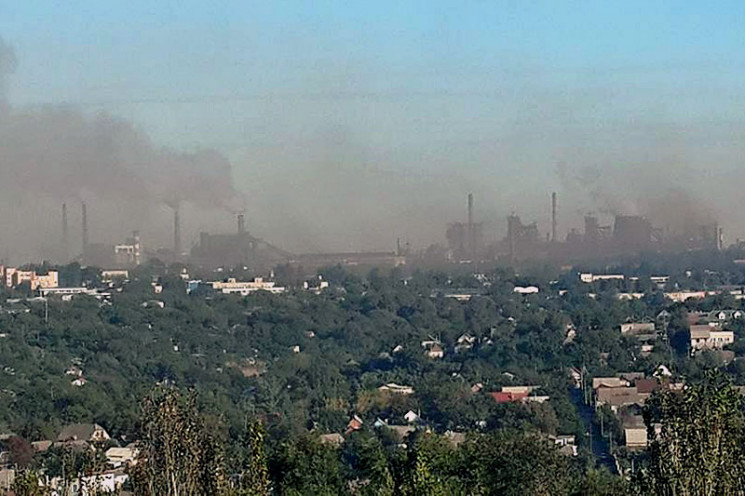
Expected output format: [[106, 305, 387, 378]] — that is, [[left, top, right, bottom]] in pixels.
[[62, 203, 69, 262], [237, 213, 246, 235], [467, 193, 474, 256], [174, 207, 182, 255], [81, 201, 88, 259], [551, 192, 557, 243]]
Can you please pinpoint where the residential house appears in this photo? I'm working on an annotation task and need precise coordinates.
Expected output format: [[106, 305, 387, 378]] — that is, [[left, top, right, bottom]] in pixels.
[[404, 411, 421, 424], [620, 322, 656, 335], [71, 377, 88, 387], [551, 435, 578, 456], [690, 325, 734, 353], [595, 386, 643, 412], [624, 427, 647, 449], [490, 391, 528, 404], [455, 333, 476, 353], [56, 424, 110, 445], [346, 415, 364, 435], [106, 445, 139, 468], [592, 377, 628, 389], [319, 433, 345, 448], [378, 383, 414, 395], [425, 343, 444, 359]]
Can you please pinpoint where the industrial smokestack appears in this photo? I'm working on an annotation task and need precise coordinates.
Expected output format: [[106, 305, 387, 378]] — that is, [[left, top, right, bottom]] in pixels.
[[81, 201, 88, 258], [467, 193, 474, 256], [237, 213, 246, 234], [174, 207, 182, 255], [551, 192, 557, 242], [62, 203, 69, 261]]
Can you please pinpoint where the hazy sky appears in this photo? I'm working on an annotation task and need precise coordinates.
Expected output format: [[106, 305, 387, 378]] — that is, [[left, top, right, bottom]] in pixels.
[[2, 2, 745, 260]]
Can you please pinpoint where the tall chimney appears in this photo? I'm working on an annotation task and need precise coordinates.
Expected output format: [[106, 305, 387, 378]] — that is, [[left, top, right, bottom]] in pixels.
[[467, 193, 474, 255], [551, 192, 557, 243], [174, 207, 182, 255], [81, 201, 89, 257], [237, 213, 246, 234], [62, 203, 69, 261]]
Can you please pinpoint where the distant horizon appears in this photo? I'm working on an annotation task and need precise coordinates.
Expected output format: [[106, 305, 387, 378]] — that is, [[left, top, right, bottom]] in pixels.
[[2, 2, 745, 261]]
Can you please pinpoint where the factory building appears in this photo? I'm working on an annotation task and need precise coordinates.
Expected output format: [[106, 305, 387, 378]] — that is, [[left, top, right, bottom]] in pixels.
[[1, 266, 59, 291]]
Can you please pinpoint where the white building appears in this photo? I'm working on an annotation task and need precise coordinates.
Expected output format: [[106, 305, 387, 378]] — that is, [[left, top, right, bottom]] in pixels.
[[690, 325, 734, 353], [210, 277, 285, 295]]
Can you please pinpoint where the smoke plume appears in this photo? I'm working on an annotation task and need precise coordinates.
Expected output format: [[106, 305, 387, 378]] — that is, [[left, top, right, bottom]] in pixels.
[[0, 37, 242, 262]]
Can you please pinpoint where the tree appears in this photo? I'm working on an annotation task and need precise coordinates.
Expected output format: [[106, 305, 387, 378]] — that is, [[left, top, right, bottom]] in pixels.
[[131, 387, 229, 496], [235, 419, 271, 496], [639, 371, 745, 495]]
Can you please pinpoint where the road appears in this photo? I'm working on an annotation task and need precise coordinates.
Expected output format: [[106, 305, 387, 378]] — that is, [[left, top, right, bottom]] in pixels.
[[571, 388, 617, 474]]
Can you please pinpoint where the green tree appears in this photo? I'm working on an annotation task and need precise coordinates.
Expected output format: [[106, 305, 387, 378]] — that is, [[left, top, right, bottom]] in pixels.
[[131, 387, 228, 496], [639, 371, 745, 495]]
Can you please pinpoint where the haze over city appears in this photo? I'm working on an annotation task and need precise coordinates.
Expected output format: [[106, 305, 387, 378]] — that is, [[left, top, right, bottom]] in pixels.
[[1, 2, 745, 262]]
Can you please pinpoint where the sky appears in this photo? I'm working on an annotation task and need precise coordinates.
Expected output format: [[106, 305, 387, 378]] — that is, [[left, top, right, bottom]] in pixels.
[[1, 1, 745, 260]]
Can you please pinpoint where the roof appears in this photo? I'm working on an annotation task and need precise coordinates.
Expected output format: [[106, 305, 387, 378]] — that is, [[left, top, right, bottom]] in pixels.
[[592, 377, 627, 389], [596, 387, 642, 407], [625, 427, 648, 447], [690, 325, 713, 339], [636, 378, 660, 395], [490, 391, 528, 404], [56, 424, 104, 442], [30, 440, 52, 453], [319, 433, 345, 448]]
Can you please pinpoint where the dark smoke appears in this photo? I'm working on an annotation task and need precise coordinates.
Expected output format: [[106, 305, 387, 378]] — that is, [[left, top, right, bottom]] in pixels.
[[0, 37, 243, 261]]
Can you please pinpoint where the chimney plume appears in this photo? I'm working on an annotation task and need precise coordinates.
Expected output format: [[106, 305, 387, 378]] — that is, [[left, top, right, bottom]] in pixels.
[[467, 193, 474, 255], [174, 207, 182, 255], [551, 192, 557, 242], [81, 201, 88, 258], [237, 213, 246, 234], [62, 203, 69, 261]]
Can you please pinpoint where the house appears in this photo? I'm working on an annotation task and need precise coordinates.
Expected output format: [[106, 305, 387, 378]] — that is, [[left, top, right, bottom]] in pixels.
[[654, 364, 672, 378], [65, 366, 83, 377], [620, 322, 656, 335], [392, 345, 404, 354], [425, 344, 444, 359], [30, 440, 52, 453], [490, 391, 528, 404], [404, 411, 421, 424], [551, 435, 578, 456], [455, 333, 476, 352], [0, 469, 14, 492], [595, 387, 643, 412], [56, 424, 110, 444], [501, 386, 538, 395], [513, 286, 539, 295], [319, 433, 345, 448], [71, 377, 87, 387], [690, 325, 734, 353], [624, 427, 648, 449], [388, 425, 416, 442], [378, 383, 414, 395], [106, 445, 139, 468], [635, 378, 661, 400], [346, 415, 364, 434], [592, 377, 628, 389]]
